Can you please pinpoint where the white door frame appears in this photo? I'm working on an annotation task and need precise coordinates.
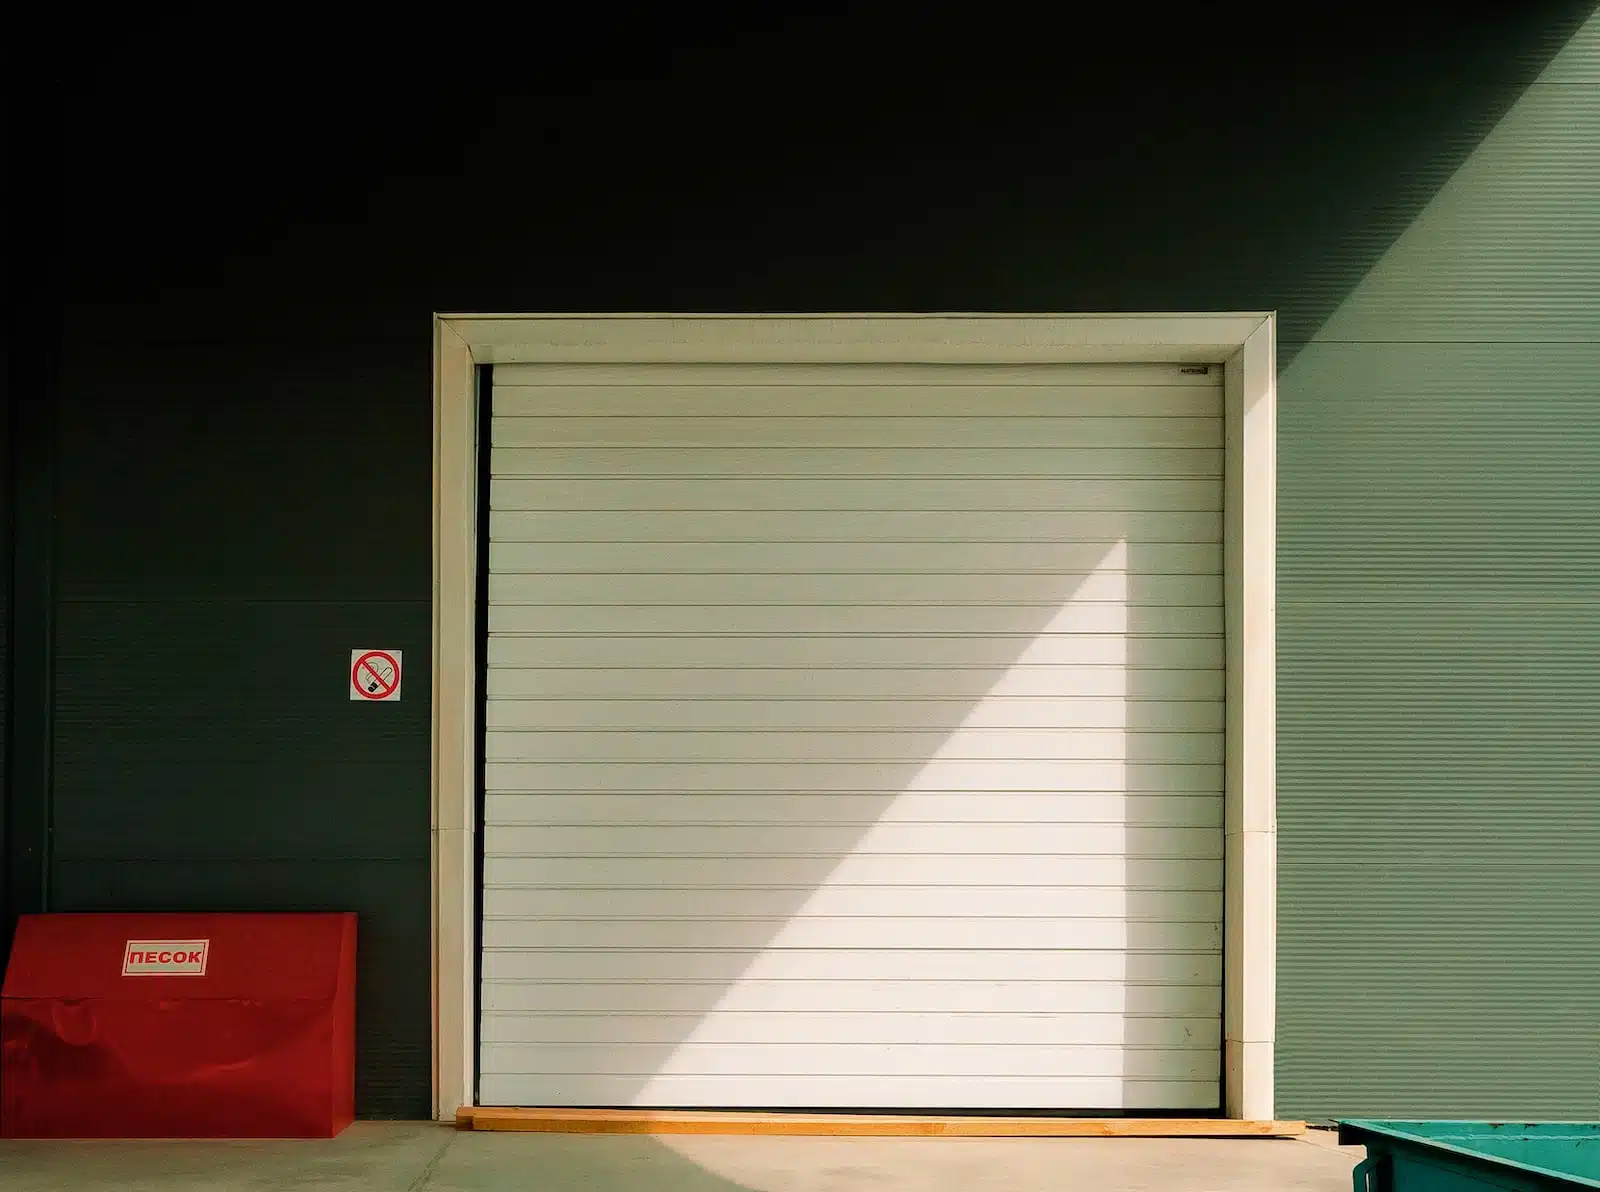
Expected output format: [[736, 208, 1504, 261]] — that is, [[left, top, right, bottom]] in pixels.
[[430, 314, 1277, 1122]]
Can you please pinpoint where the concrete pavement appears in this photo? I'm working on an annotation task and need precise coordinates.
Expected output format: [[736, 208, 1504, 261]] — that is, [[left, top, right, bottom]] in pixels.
[[0, 1122, 1364, 1191]]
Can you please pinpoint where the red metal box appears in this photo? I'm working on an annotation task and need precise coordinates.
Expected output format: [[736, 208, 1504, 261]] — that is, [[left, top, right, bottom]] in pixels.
[[1, 912, 356, 1138]]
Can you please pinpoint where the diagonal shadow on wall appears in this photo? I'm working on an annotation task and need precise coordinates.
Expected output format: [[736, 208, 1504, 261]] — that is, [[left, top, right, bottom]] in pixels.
[[46, 9, 1599, 352], [1273, 9, 1600, 1121], [25, 3, 1599, 1122]]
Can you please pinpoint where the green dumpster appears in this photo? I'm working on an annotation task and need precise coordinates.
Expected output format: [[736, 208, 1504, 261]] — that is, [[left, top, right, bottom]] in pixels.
[[1340, 1121, 1600, 1192]]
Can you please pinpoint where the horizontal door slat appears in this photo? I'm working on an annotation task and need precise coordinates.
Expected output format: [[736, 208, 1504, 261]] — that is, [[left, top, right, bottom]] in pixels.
[[484, 824, 1221, 859], [484, 728, 1223, 765], [486, 666, 1223, 701], [491, 477, 1222, 511], [480, 950, 1221, 986], [479, 1043, 1218, 1080], [490, 447, 1224, 479], [482, 855, 1222, 890], [493, 382, 1221, 417], [477, 1073, 1220, 1110], [483, 886, 1223, 921], [487, 635, 1223, 670], [490, 508, 1222, 543], [484, 792, 1222, 826], [494, 416, 1221, 450], [480, 1012, 1221, 1048], [488, 572, 1223, 607], [488, 541, 1219, 575], [484, 697, 1224, 732], [485, 760, 1223, 795]]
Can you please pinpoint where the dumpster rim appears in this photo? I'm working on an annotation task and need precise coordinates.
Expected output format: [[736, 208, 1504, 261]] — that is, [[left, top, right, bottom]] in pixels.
[[1339, 1120, 1600, 1191]]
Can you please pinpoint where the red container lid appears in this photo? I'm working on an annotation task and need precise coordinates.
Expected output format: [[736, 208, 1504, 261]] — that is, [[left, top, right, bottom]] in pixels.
[[1, 913, 354, 1001]]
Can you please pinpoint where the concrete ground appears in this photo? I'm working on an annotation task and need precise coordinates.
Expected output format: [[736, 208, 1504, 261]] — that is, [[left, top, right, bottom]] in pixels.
[[0, 1121, 1365, 1191]]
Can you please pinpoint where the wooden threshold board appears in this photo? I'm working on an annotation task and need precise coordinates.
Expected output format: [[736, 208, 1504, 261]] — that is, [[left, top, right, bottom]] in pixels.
[[455, 1108, 1307, 1138]]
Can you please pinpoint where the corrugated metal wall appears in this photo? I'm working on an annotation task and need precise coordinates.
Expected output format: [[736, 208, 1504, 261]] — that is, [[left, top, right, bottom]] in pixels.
[[1276, 19, 1600, 1118], [3, 11, 56, 947], [0, 381, 9, 926], [44, 344, 435, 1117], [1279, 349, 1600, 1120], [14, 5, 1597, 1118]]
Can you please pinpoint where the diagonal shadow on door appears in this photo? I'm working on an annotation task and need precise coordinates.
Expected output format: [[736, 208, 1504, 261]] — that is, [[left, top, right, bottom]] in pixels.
[[479, 523, 1224, 1111]]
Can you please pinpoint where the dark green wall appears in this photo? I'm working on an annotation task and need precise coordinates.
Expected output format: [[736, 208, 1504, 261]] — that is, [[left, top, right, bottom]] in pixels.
[[7, 6, 1597, 1120], [48, 343, 434, 1114], [4, 6, 55, 961]]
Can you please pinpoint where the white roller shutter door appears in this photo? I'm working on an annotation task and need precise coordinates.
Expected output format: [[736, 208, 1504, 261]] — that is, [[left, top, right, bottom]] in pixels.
[[480, 362, 1224, 1110]]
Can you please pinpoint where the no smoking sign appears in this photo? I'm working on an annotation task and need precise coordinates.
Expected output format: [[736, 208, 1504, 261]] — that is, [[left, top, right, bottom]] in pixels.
[[350, 649, 402, 702]]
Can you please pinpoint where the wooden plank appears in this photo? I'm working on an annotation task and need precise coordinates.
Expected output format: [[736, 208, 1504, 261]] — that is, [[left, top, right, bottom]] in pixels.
[[455, 1106, 1306, 1137]]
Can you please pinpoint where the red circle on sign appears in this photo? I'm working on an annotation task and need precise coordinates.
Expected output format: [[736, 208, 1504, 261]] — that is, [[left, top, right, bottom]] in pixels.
[[352, 650, 400, 699]]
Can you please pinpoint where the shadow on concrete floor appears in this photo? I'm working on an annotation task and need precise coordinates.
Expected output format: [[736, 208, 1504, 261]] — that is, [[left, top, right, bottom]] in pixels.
[[0, 1122, 1362, 1192]]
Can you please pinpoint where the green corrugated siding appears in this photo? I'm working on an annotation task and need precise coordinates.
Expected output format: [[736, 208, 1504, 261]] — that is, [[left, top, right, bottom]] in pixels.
[[31, 2, 1600, 1124], [1279, 355, 1600, 1124], [1278, 364, 1600, 1107], [1275, 13, 1600, 1122]]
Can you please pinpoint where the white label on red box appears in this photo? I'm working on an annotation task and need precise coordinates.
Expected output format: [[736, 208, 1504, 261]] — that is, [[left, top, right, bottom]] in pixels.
[[122, 939, 210, 976]]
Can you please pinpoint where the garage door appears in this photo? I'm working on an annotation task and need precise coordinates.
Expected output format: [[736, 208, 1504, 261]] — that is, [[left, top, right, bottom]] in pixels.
[[479, 361, 1224, 1110]]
